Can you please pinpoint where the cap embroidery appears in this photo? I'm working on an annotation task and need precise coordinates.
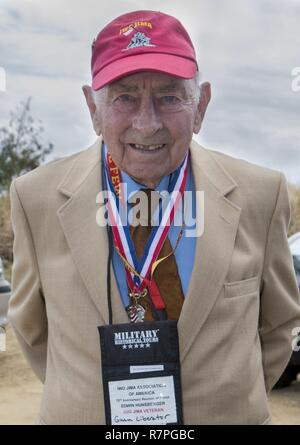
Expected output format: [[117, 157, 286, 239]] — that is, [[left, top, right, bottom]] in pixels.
[[123, 32, 156, 51], [119, 21, 153, 36]]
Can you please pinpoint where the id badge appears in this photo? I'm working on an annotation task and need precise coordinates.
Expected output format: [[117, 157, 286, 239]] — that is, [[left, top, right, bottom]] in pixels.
[[98, 320, 183, 425]]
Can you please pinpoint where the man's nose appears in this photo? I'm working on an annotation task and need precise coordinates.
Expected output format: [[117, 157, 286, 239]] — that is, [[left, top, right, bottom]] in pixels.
[[132, 98, 163, 136]]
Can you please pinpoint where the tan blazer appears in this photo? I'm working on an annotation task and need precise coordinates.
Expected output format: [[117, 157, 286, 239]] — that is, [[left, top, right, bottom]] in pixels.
[[8, 137, 300, 425]]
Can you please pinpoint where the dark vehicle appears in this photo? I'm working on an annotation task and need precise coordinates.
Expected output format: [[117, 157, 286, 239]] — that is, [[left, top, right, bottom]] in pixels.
[[274, 233, 300, 388], [0, 257, 11, 327]]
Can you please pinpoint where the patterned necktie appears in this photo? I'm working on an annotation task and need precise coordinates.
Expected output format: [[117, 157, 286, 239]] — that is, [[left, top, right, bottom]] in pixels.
[[129, 188, 184, 321]]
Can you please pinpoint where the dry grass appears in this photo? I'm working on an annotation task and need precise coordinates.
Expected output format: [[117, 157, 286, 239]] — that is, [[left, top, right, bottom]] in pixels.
[[0, 195, 13, 264], [0, 324, 43, 425], [288, 184, 300, 237], [0, 194, 13, 280]]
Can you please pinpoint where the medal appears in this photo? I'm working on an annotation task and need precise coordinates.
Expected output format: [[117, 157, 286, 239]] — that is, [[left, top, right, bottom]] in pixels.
[[127, 287, 148, 323], [126, 304, 145, 323]]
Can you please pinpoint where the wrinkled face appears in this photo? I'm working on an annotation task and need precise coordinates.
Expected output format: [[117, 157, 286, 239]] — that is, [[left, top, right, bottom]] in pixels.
[[83, 72, 210, 187]]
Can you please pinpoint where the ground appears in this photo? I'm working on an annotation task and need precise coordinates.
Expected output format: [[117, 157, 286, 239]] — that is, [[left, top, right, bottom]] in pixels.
[[0, 324, 299, 425], [0, 324, 42, 425]]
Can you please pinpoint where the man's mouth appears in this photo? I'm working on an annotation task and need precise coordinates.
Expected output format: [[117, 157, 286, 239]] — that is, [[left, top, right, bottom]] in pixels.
[[128, 143, 166, 152]]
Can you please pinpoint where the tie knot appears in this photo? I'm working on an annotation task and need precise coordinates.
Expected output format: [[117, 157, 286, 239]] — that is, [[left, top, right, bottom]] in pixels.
[[129, 188, 160, 226]]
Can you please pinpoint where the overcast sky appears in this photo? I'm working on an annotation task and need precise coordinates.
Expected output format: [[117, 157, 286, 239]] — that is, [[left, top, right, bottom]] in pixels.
[[1, 0, 300, 183]]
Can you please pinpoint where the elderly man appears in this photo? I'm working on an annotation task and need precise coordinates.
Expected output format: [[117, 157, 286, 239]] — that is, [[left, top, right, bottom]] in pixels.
[[8, 10, 300, 425]]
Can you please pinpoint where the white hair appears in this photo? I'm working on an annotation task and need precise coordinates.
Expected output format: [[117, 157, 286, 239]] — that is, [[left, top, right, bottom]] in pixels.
[[193, 71, 202, 102], [92, 87, 104, 101]]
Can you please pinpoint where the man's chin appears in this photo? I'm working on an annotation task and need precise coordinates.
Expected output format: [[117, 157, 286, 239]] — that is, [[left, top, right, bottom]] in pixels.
[[124, 167, 163, 188]]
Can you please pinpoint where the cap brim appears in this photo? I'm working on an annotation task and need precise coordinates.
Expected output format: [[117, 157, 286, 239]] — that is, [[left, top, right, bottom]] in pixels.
[[92, 53, 198, 90]]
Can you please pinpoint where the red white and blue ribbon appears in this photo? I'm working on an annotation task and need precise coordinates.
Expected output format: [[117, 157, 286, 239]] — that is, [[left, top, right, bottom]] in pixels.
[[103, 143, 188, 307]]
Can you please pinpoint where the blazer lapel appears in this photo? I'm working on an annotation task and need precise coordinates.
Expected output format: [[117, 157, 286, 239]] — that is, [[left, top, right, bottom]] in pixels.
[[56, 137, 127, 324], [178, 141, 241, 362]]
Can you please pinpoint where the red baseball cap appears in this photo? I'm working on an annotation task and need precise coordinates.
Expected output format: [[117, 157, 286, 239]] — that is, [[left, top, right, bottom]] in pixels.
[[91, 10, 198, 90]]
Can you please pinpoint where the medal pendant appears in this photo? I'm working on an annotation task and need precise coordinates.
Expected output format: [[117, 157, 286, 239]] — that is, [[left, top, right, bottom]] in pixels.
[[129, 287, 148, 300], [127, 304, 145, 323]]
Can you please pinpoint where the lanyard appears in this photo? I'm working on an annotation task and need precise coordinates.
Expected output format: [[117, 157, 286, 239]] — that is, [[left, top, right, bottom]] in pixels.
[[103, 144, 188, 311]]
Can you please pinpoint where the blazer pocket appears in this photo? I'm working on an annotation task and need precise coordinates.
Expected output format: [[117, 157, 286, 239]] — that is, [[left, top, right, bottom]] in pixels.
[[224, 275, 259, 299]]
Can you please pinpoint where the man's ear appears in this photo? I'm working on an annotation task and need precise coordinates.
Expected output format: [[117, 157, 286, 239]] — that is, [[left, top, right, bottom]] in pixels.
[[193, 82, 211, 134], [82, 85, 102, 135]]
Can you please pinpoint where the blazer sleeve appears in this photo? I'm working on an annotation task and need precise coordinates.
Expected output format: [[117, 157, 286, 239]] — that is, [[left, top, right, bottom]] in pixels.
[[259, 172, 300, 393], [8, 179, 48, 383]]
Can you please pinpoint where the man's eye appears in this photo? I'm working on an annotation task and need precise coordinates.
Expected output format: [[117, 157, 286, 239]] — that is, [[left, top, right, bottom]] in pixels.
[[116, 94, 136, 103], [160, 96, 180, 104]]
